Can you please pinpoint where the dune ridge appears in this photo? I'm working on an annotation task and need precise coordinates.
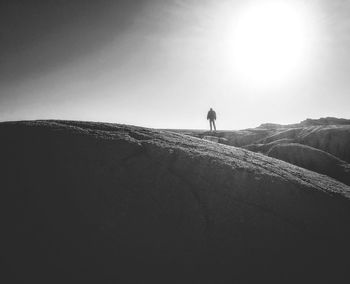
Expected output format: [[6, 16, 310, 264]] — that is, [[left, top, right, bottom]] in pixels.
[[184, 118, 350, 186]]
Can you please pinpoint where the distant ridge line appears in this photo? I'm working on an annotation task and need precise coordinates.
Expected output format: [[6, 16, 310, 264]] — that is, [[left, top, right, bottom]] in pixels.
[[258, 117, 350, 129]]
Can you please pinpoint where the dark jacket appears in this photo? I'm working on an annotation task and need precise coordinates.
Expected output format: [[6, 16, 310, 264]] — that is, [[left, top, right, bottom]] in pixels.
[[207, 110, 216, 120]]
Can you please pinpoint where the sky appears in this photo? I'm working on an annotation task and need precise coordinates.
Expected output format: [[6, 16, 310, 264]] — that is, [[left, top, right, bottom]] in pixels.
[[1, 0, 349, 130]]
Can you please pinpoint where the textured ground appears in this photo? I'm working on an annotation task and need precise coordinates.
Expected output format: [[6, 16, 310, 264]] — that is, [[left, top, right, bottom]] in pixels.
[[267, 143, 350, 185], [1, 120, 350, 283], [184, 118, 350, 186]]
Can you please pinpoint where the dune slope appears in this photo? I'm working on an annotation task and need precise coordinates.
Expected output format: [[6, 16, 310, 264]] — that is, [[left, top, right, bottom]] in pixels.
[[1, 120, 350, 283], [268, 143, 350, 185]]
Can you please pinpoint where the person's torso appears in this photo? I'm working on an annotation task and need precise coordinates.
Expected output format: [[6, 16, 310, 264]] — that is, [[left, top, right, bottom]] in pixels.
[[208, 110, 216, 119]]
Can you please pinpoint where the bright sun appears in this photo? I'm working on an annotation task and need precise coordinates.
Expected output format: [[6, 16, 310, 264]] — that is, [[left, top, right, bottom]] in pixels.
[[231, 1, 311, 87]]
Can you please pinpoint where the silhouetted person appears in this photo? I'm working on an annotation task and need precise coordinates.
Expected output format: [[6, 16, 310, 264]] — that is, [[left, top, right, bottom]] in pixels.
[[207, 108, 217, 131]]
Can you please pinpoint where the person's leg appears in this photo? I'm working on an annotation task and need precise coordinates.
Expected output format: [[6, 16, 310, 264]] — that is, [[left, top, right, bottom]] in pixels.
[[213, 120, 216, 131], [209, 120, 212, 131]]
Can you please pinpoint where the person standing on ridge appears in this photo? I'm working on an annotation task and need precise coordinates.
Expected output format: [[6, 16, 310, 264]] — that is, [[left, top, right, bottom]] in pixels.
[[207, 108, 217, 131]]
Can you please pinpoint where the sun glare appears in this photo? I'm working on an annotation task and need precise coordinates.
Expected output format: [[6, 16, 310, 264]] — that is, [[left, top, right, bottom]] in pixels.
[[231, 1, 312, 87]]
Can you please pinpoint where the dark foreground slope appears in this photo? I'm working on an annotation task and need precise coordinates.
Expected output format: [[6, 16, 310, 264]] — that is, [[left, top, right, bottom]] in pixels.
[[1, 120, 350, 283]]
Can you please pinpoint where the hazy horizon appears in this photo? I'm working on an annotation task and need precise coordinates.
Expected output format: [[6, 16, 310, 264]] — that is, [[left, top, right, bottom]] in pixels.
[[1, 0, 350, 130]]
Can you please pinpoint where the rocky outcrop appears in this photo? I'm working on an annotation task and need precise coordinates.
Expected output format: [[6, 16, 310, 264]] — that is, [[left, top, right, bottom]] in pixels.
[[183, 120, 350, 185], [191, 129, 274, 147], [297, 125, 350, 163], [300, 117, 350, 126], [257, 117, 350, 129], [244, 138, 294, 153], [202, 135, 228, 144], [268, 143, 350, 185], [1, 120, 350, 283]]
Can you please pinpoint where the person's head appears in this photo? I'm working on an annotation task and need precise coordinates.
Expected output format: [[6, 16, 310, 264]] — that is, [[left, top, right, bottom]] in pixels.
[[210, 108, 213, 111]]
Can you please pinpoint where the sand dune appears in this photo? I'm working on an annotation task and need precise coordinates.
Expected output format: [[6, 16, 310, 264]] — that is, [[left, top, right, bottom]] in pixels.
[[1, 120, 350, 283], [296, 125, 350, 163], [267, 143, 350, 185], [184, 118, 350, 186]]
